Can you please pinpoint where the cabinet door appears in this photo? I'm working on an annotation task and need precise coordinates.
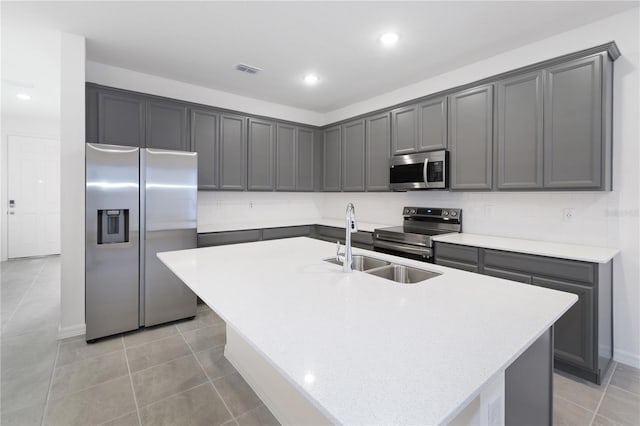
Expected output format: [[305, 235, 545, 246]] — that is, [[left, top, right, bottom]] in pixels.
[[191, 109, 219, 189], [98, 90, 145, 147], [219, 114, 247, 190], [532, 277, 594, 370], [418, 96, 447, 152], [496, 72, 543, 189], [146, 99, 189, 151], [322, 127, 342, 191], [365, 113, 390, 191], [341, 120, 366, 191], [276, 123, 296, 191], [544, 55, 603, 189], [296, 127, 315, 191], [449, 84, 494, 190], [248, 119, 276, 191], [86, 85, 99, 143], [391, 105, 418, 155]]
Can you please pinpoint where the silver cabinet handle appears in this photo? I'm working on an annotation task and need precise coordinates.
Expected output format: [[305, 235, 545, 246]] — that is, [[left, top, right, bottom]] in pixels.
[[423, 157, 429, 185]]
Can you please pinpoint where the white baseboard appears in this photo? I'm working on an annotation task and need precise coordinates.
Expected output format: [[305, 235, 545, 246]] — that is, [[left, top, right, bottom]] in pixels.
[[614, 349, 640, 369], [57, 323, 86, 340]]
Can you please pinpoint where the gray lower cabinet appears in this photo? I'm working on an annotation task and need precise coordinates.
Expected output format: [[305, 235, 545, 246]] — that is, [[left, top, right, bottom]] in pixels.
[[449, 84, 494, 190], [198, 230, 261, 247], [262, 226, 312, 240], [496, 71, 543, 189], [391, 105, 418, 155], [191, 108, 219, 189], [323, 127, 342, 191], [96, 89, 146, 147], [220, 114, 247, 190], [342, 120, 366, 191], [435, 241, 612, 384], [418, 96, 448, 152], [296, 128, 315, 191], [248, 119, 276, 191], [276, 123, 296, 191], [544, 55, 604, 189], [365, 113, 390, 191], [312, 225, 373, 250], [146, 99, 189, 151]]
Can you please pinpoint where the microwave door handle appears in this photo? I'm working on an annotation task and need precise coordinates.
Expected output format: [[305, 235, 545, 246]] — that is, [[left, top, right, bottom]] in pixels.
[[423, 157, 429, 186]]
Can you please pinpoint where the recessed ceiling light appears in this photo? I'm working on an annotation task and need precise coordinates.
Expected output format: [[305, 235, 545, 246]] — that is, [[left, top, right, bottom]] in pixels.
[[16, 93, 31, 101], [303, 74, 319, 85], [379, 32, 399, 46]]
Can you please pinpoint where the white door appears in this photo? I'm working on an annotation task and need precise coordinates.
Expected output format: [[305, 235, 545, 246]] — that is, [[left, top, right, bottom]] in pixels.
[[7, 135, 61, 258]]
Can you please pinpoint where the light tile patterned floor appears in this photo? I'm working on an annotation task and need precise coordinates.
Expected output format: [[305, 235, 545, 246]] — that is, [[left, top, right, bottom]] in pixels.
[[1, 255, 639, 425]]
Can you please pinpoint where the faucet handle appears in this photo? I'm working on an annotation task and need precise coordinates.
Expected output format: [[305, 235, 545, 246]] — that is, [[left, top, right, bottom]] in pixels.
[[336, 241, 344, 262]]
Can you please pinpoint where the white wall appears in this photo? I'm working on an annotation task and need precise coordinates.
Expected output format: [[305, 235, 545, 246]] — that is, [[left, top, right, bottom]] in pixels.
[[0, 115, 60, 261], [58, 32, 86, 339], [86, 61, 325, 127], [321, 8, 640, 367]]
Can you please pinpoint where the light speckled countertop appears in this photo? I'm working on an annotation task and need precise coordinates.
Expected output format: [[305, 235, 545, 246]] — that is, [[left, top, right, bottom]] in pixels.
[[158, 237, 576, 425]]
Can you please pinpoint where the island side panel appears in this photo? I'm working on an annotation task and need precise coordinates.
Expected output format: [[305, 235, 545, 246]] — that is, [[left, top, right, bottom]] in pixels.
[[504, 327, 553, 426]]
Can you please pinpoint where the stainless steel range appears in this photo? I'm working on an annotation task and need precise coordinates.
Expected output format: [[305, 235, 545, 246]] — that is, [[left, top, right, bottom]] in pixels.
[[373, 207, 462, 262]]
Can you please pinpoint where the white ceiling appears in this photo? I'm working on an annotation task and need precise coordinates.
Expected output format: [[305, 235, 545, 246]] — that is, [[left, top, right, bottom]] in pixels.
[[2, 1, 637, 118]]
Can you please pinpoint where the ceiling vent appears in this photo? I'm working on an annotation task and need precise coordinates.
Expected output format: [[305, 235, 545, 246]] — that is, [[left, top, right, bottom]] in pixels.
[[235, 63, 262, 74]]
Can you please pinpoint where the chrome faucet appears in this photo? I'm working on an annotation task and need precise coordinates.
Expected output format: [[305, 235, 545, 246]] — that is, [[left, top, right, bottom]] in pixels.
[[336, 203, 359, 273]]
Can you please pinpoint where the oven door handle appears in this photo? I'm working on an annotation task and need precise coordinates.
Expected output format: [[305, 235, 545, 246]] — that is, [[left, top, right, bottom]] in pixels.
[[373, 240, 432, 257], [423, 157, 429, 186]]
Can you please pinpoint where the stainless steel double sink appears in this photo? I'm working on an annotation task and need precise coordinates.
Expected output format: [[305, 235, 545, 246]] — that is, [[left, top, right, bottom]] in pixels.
[[324, 255, 440, 284]]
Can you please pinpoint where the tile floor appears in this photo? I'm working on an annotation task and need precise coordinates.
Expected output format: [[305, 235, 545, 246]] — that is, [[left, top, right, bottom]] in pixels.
[[2, 255, 639, 425]]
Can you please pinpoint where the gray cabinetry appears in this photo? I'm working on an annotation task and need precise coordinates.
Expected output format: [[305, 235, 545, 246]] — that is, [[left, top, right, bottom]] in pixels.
[[365, 113, 391, 191], [276, 124, 296, 191], [97, 89, 146, 147], [323, 127, 342, 191], [434, 242, 480, 273], [391, 105, 418, 155], [544, 55, 604, 189], [342, 120, 366, 191], [198, 230, 261, 247], [219, 114, 247, 190], [296, 128, 315, 191], [449, 84, 494, 190], [418, 96, 448, 152], [248, 118, 276, 191], [191, 108, 219, 189], [146, 99, 189, 151], [496, 72, 543, 189]]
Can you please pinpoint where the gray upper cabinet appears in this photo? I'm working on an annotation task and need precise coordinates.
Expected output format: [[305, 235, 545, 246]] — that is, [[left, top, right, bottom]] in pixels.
[[418, 96, 448, 152], [342, 120, 366, 191], [97, 89, 146, 147], [323, 126, 342, 191], [146, 99, 189, 151], [219, 114, 247, 190], [391, 105, 418, 155], [296, 127, 315, 191], [544, 55, 603, 189], [191, 108, 219, 190], [449, 84, 494, 190], [496, 71, 544, 189], [248, 119, 276, 191], [365, 113, 390, 191], [276, 123, 296, 191]]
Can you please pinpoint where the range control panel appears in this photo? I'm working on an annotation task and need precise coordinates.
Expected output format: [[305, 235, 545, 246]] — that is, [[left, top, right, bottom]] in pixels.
[[402, 206, 462, 220]]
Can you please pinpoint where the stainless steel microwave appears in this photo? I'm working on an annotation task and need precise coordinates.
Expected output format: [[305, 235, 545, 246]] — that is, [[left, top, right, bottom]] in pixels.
[[389, 150, 448, 190]]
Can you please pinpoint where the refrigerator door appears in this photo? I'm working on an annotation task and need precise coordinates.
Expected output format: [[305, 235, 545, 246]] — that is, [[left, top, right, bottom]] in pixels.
[[142, 148, 197, 326], [85, 143, 140, 340]]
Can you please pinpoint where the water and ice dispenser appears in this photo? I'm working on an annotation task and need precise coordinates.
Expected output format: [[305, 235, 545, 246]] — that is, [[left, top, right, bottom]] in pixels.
[[97, 209, 129, 244]]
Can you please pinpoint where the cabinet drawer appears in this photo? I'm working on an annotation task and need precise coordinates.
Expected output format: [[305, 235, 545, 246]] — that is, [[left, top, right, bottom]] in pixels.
[[198, 230, 261, 247], [484, 267, 532, 284], [434, 258, 479, 273], [262, 226, 312, 240], [314, 225, 343, 241], [435, 242, 479, 264], [484, 249, 595, 284]]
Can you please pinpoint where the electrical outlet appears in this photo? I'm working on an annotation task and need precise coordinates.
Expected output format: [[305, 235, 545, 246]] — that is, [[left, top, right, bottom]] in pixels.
[[563, 208, 575, 221], [250, 200, 254, 209]]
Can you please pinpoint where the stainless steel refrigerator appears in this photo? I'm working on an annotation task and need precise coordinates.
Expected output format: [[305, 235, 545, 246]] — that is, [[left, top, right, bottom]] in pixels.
[[85, 143, 197, 341]]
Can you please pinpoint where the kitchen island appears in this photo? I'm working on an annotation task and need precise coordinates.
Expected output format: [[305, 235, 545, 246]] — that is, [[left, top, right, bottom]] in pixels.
[[158, 237, 577, 425]]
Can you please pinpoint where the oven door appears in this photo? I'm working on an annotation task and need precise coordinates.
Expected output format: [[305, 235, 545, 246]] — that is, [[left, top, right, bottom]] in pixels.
[[373, 240, 433, 262], [389, 150, 447, 190]]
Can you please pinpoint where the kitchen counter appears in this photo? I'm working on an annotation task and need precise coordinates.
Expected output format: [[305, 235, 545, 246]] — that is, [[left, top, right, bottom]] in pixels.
[[432, 233, 619, 264], [197, 218, 396, 234], [158, 237, 576, 425]]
